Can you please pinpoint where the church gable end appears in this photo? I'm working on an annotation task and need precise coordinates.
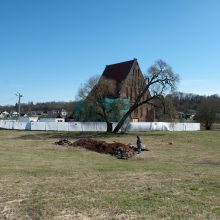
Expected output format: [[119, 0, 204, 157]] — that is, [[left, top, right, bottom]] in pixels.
[[89, 59, 154, 122]]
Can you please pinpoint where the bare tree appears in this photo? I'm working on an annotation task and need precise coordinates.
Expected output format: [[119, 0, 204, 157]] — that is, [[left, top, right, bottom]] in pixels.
[[113, 60, 179, 132], [196, 96, 218, 130], [77, 75, 101, 100], [77, 75, 124, 132], [154, 94, 177, 122]]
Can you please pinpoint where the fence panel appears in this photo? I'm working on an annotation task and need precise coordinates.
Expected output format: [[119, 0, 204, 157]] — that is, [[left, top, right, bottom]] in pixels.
[[68, 122, 83, 131], [57, 122, 69, 131], [30, 122, 46, 131], [45, 122, 58, 131], [0, 120, 200, 132]]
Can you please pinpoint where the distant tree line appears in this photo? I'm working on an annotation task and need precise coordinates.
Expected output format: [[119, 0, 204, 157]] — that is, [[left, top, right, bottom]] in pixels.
[[170, 92, 220, 114], [0, 101, 75, 115], [1, 92, 219, 130], [157, 92, 220, 129]]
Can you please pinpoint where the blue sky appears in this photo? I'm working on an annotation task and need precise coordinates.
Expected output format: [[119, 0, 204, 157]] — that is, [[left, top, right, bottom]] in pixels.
[[0, 0, 220, 105]]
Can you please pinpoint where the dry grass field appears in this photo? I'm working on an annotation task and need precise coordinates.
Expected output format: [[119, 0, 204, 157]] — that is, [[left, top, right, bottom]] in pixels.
[[0, 130, 219, 219]]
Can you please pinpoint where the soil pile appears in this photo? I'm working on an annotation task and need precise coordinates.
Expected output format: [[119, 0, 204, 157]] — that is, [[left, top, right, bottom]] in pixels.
[[55, 138, 135, 159]]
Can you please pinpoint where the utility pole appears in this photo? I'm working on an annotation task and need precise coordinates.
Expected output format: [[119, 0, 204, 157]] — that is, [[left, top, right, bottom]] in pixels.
[[16, 92, 23, 120]]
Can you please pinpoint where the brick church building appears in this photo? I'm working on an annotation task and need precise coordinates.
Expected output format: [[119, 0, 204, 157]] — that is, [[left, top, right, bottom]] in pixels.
[[93, 59, 155, 122]]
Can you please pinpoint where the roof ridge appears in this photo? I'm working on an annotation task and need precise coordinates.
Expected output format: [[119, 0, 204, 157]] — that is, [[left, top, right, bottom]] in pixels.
[[106, 58, 136, 67]]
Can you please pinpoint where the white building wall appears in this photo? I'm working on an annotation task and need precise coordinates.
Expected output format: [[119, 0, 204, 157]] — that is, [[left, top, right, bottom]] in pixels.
[[39, 118, 65, 122], [19, 117, 38, 122]]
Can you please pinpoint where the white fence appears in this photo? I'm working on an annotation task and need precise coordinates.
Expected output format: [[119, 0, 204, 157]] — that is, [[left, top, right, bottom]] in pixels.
[[126, 122, 200, 131], [0, 120, 200, 132]]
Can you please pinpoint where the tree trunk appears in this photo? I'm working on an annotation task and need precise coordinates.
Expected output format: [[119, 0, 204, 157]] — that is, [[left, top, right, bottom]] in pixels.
[[113, 106, 136, 133], [106, 121, 113, 132]]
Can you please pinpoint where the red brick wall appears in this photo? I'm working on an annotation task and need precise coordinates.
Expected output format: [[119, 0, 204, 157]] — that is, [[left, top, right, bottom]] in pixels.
[[119, 61, 154, 122]]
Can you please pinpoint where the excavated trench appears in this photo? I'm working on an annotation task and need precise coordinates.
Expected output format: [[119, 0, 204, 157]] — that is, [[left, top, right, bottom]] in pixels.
[[55, 138, 135, 159]]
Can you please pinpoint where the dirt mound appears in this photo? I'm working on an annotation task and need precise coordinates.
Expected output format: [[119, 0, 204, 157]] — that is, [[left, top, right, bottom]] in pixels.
[[55, 138, 135, 159]]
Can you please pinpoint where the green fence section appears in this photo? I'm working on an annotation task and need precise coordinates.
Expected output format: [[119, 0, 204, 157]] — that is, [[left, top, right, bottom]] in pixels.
[[76, 98, 130, 122]]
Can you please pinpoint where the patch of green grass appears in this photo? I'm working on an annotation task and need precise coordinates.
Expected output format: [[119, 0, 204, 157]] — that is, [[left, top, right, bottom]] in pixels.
[[0, 130, 219, 219]]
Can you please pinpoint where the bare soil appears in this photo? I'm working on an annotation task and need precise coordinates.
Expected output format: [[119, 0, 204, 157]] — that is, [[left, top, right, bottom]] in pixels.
[[55, 138, 135, 159]]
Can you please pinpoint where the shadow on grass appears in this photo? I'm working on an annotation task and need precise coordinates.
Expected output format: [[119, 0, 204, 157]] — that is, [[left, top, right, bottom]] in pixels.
[[15, 132, 105, 140], [15, 131, 166, 141]]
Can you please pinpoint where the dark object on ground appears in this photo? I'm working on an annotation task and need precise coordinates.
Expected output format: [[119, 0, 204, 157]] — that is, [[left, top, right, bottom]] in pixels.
[[128, 143, 150, 153], [55, 138, 135, 159], [168, 140, 175, 145], [55, 139, 72, 145]]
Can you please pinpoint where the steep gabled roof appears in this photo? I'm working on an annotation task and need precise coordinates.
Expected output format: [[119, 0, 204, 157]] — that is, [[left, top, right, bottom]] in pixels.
[[88, 59, 138, 99], [101, 59, 136, 84]]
